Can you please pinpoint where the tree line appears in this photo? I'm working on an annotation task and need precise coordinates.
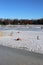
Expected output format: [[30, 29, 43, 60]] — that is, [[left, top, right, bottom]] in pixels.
[[0, 18, 43, 25]]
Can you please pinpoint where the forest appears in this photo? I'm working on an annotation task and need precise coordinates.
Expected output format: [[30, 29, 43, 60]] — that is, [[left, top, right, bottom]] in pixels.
[[0, 18, 43, 25]]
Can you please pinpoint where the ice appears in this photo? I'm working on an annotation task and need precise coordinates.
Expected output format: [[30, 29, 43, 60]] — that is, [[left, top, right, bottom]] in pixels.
[[0, 25, 43, 54]]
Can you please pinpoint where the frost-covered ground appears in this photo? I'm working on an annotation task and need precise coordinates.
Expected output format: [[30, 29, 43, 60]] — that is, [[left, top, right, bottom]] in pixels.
[[0, 25, 43, 54]]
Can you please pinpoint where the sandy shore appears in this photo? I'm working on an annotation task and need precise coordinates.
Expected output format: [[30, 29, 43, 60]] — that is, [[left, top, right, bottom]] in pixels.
[[0, 45, 43, 65]]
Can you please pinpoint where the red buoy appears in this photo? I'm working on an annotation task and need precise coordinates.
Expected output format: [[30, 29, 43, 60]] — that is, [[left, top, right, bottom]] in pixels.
[[16, 38, 21, 41]]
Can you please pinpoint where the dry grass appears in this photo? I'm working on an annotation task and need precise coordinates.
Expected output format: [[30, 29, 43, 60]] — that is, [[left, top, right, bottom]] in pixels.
[[0, 32, 4, 36]]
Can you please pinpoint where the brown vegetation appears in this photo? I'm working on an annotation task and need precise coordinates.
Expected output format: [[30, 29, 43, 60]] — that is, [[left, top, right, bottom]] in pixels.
[[0, 18, 43, 25]]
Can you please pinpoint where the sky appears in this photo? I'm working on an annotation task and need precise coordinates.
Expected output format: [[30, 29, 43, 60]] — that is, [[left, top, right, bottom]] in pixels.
[[0, 0, 43, 19]]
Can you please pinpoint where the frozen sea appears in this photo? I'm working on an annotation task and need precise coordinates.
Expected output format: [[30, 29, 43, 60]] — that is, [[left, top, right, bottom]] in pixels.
[[0, 25, 43, 54]]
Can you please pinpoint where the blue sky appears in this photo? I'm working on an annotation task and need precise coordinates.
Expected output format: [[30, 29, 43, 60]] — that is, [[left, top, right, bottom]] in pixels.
[[0, 0, 43, 19]]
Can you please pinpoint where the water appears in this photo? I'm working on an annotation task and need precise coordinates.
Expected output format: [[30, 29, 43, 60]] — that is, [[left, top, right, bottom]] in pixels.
[[0, 45, 43, 65]]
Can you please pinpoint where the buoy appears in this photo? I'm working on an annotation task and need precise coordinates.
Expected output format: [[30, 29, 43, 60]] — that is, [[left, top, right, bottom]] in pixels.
[[15, 31, 21, 41], [16, 37, 21, 41]]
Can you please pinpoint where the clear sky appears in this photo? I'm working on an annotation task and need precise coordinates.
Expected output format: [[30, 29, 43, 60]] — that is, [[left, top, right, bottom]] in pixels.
[[0, 0, 43, 19]]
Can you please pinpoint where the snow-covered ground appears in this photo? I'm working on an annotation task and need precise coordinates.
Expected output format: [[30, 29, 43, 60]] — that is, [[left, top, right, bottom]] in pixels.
[[0, 25, 43, 54]]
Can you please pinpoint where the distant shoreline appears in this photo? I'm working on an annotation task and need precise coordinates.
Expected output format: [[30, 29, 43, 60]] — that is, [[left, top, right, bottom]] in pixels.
[[0, 18, 43, 25]]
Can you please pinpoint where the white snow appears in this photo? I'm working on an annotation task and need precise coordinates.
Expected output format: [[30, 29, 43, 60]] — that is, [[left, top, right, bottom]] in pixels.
[[0, 25, 43, 54]]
